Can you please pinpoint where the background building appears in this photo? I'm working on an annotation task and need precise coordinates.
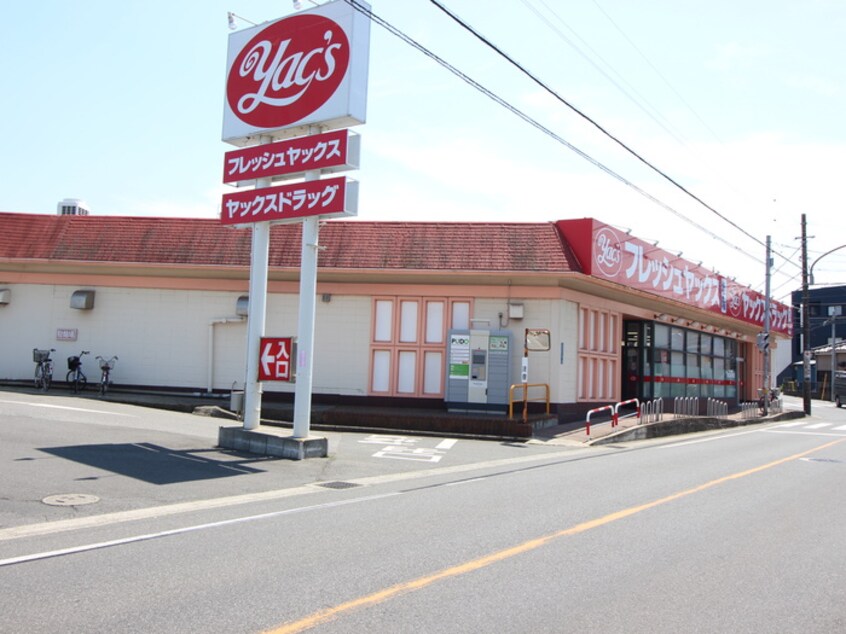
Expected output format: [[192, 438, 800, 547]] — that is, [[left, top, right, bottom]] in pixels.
[[0, 212, 789, 423]]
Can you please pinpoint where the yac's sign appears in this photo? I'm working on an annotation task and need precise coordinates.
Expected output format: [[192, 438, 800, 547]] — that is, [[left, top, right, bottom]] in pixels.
[[556, 218, 793, 336], [221, 176, 357, 225], [222, 129, 359, 185], [222, 1, 371, 146]]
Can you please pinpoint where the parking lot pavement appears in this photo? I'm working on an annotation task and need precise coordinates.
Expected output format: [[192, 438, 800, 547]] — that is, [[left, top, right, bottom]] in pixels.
[[0, 389, 579, 535]]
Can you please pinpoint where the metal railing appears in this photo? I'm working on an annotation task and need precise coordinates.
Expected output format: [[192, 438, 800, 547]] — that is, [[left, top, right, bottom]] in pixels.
[[585, 405, 615, 436], [614, 398, 640, 425], [508, 383, 550, 419]]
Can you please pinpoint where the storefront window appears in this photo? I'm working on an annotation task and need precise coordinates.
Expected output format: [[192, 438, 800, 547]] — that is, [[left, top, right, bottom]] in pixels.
[[686, 331, 700, 354], [654, 348, 670, 398], [654, 324, 669, 349], [725, 342, 737, 398], [686, 354, 700, 397], [701, 356, 713, 397], [626, 320, 740, 405], [701, 334, 712, 356], [713, 357, 726, 397], [671, 351, 686, 397]]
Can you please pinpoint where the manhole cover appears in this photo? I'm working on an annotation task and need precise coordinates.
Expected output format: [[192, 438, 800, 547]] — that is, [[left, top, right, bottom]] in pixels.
[[42, 493, 100, 507], [315, 481, 361, 490]]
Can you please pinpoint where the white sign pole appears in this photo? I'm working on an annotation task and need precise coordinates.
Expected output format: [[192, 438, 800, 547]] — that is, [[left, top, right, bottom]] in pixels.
[[242, 136, 273, 431], [293, 131, 321, 438]]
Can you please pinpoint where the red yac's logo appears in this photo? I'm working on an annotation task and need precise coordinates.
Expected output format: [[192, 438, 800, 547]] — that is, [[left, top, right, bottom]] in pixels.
[[594, 227, 623, 278], [226, 14, 350, 130]]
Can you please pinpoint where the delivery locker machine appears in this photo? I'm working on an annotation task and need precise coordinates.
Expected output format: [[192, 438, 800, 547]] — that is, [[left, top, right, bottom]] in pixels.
[[445, 329, 511, 411]]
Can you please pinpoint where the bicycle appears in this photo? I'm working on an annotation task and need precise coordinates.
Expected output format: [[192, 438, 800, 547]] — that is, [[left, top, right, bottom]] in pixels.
[[96, 355, 118, 396], [66, 350, 90, 393], [33, 348, 56, 392]]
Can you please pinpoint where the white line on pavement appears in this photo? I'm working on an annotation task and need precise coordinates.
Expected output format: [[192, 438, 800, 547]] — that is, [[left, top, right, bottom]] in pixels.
[[0, 398, 134, 417], [0, 492, 401, 568]]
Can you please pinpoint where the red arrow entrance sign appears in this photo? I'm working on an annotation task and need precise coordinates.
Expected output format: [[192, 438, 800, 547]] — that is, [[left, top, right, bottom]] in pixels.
[[258, 337, 294, 382]]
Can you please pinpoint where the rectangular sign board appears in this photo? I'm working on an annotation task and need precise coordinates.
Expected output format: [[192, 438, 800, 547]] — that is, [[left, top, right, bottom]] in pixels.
[[220, 176, 357, 225], [223, 129, 359, 185], [222, 1, 371, 146], [259, 336, 295, 381], [556, 218, 793, 336]]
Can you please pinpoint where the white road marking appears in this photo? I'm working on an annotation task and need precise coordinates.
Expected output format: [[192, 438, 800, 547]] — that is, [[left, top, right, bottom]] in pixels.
[[0, 398, 134, 417], [805, 423, 832, 429], [762, 429, 846, 438], [0, 492, 401, 568], [656, 428, 762, 449], [435, 439, 458, 450], [0, 449, 588, 542]]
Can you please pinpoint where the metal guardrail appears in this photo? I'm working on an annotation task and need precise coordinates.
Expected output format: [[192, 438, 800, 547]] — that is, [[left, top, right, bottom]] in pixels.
[[585, 404, 615, 436], [614, 398, 640, 425], [508, 383, 550, 420]]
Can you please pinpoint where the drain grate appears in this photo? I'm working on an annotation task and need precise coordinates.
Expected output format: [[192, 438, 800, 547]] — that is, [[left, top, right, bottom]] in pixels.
[[315, 481, 362, 490], [42, 493, 100, 507]]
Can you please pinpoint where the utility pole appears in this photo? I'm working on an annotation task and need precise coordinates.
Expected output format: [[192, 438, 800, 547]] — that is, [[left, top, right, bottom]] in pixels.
[[763, 235, 772, 415], [801, 214, 812, 415]]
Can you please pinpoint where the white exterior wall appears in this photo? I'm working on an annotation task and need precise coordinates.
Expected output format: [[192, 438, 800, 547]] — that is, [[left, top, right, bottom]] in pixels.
[[468, 296, 578, 404], [0, 283, 374, 395], [263, 294, 372, 396]]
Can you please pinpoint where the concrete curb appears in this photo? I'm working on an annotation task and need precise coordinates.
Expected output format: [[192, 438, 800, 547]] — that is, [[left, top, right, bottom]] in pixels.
[[587, 410, 806, 445]]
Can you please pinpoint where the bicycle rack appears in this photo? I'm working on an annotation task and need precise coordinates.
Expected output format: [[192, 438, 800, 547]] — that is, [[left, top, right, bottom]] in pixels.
[[640, 398, 664, 424]]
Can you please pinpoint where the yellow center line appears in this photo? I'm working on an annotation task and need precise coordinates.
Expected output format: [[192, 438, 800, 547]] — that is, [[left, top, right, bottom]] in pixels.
[[267, 438, 845, 634]]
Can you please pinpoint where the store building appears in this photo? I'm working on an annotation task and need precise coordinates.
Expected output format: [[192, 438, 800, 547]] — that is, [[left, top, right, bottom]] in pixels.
[[0, 211, 791, 422]]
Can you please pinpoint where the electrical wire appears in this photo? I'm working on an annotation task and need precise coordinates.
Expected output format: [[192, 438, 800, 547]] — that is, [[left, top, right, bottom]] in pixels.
[[342, 0, 764, 265], [426, 0, 800, 272]]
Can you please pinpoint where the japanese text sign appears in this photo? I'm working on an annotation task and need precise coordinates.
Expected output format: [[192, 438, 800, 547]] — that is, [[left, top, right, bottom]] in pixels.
[[223, 129, 358, 185], [259, 337, 294, 381], [220, 176, 357, 225], [556, 219, 793, 336]]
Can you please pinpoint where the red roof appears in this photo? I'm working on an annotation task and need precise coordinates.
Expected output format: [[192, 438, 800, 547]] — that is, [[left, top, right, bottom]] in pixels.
[[0, 213, 581, 273]]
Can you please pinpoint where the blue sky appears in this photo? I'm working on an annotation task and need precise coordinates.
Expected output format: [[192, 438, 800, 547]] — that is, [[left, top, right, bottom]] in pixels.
[[2, 0, 844, 303]]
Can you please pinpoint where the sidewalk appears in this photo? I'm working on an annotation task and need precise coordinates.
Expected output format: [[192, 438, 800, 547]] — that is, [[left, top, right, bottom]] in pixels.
[[534, 401, 807, 446], [1, 382, 810, 445]]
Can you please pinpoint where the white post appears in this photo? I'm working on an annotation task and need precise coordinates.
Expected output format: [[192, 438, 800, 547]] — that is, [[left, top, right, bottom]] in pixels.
[[832, 316, 837, 402], [242, 135, 273, 431], [763, 235, 772, 415], [293, 191, 320, 439]]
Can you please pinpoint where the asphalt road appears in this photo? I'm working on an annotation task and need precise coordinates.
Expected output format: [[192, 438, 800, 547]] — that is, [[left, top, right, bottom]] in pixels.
[[1, 390, 845, 633]]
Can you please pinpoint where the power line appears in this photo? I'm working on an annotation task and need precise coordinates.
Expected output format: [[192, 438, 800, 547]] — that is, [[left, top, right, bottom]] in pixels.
[[342, 0, 764, 265], [516, 0, 689, 147], [588, 0, 724, 145], [426, 0, 800, 272]]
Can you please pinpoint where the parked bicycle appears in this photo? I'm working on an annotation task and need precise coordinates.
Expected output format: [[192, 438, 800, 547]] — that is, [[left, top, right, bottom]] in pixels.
[[66, 350, 90, 393], [32, 348, 56, 392], [96, 355, 118, 396]]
